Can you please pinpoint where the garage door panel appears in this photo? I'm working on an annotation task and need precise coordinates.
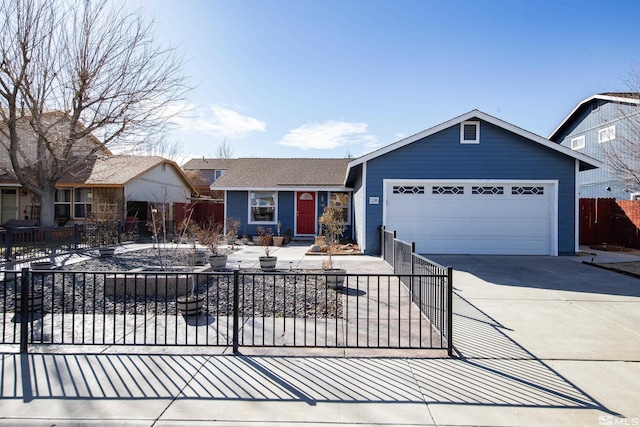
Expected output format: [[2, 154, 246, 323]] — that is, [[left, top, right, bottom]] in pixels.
[[386, 181, 554, 255]]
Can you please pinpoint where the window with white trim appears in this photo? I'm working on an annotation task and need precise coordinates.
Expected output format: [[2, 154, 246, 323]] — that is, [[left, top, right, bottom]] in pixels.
[[570, 135, 585, 150], [73, 188, 92, 218], [460, 121, 479, 144], [250, 191, 277, 223], [55, 189, 71, 220], [214, 169, 225, 180], [329, 192, 350, 224], [598, 125, 616, 143]]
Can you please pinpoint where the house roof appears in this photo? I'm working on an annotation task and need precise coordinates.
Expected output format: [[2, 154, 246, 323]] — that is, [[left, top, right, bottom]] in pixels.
[[57, 155, 197, 193], [182, 158, 236, 170], [548, 93, 640, 140], [346, 109, 602, 184], [210, 158, 352, 191]]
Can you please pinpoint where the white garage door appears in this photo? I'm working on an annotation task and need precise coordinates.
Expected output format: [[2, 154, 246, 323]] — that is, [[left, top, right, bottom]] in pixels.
[[385, 181, 556, 255]]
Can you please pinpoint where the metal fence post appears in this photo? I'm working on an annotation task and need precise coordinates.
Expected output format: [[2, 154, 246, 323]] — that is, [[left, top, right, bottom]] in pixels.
[[117, 221, 122, 244], [74, 224, 79, 250], [20, 268, 30, 354], [6, 229, 13, 261], [232, 269, 240, 354], [447, 266, 453, 357], [380, 226, 385, 260]]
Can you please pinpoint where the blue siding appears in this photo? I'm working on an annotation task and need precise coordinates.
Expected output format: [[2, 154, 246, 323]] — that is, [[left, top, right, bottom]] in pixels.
[[278, 192, 295, 236], [553, 100, 636, 199], [226, 190, 351, 239], [363, 120, 576, 255], [226, 191, 250, 236]]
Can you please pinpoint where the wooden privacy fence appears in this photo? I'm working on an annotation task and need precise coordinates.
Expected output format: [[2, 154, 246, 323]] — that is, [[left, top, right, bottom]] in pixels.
[[174, 201, 224, 228], [580, 198, 640, 248]]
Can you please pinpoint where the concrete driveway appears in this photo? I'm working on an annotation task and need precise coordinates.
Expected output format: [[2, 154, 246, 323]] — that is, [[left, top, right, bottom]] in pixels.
[[425, 254, 640, 425]]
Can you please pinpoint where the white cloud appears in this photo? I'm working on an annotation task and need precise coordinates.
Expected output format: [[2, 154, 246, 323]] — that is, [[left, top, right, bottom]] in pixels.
[[169, 103, 266, 139], [277, 121, 377, 150]]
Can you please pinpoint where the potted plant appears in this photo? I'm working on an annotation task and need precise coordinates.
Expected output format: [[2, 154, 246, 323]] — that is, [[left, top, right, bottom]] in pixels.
[[319, 205, 347, 288], [85, 211, 118, 257], [257, 226, 277, 271], [176, 275, 205, 316], [273, 221, 284, 247], [199, 216, 227, 271], [178, 219, 206, 266], [226, 217, 240, 248], [283, 228, 292, 244]]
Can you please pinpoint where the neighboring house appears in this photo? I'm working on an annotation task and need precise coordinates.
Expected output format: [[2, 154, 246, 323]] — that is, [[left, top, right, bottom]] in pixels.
[[0, 112, 112, 224], [182, 158, 235, 199], [345, 110, 601, 256], [54, 155, 197, 227], [549, 93, 640, 200], [210, 158, 352, 239]]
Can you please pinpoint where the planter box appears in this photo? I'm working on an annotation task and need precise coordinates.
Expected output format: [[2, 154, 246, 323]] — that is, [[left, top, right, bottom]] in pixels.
[[104, 266, 212, 297], [273, 236, 284, 247]]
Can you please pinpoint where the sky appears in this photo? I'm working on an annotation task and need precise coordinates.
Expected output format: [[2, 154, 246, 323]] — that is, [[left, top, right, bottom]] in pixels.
[[130, 0, 640, 163]]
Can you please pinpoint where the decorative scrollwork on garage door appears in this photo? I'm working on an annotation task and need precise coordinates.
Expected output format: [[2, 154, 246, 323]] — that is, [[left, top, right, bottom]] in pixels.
[[432, 186, 464, 195], [472, 186, 504, 195], [392, 186, 425, 194], [511, 186, 544, 195]]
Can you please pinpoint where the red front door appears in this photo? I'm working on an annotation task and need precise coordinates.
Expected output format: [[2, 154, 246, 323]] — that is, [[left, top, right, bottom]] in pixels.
[[296, 192, 316, 235]]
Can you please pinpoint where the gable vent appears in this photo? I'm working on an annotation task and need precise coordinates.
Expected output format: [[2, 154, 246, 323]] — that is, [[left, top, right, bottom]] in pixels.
[[461, 121, 480, 144]]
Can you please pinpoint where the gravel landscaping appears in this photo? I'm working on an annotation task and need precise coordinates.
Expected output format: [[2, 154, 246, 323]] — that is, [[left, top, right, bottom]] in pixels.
[[3, 249, 343, 318]]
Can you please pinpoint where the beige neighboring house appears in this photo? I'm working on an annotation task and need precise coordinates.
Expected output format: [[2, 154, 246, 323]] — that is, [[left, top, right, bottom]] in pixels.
[[0, 113, 197, 227], [54, 155, 197, 227]]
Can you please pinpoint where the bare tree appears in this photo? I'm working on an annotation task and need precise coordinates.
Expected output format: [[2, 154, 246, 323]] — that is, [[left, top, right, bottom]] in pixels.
[[599, 72, 640, 194], [215, 140, 233, 159], [134, 138, 184, 162], [0, 0, 189, 226]]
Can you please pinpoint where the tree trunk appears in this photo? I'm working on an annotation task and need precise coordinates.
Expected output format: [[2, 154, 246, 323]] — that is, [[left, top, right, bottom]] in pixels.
[[39, 190, 56, 227]]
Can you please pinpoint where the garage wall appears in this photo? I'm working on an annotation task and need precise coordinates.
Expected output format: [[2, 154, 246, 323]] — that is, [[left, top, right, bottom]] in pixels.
[[362, 120, 577, 255]]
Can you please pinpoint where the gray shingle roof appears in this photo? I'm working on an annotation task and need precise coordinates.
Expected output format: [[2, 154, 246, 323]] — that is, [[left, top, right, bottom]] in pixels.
[[211, 158, 351, 189], [182, 158, 236, 170]]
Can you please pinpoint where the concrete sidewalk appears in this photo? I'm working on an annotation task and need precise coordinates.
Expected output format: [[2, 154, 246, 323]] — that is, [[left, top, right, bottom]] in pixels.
[[1, 246, 639, 426]]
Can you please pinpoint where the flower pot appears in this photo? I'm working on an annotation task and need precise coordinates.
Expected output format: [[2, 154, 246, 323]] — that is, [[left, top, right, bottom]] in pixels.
[[15, 291, 44, 313], [273, 236, 284, 247], [259, 256, 277, 272], [99, 247, 116, 257], [325, 269, 346, 289], [177, 295, 205, 316], [31, 261, 53, 270], [187, 251, 207, 266], [209, 254, 228, 271]]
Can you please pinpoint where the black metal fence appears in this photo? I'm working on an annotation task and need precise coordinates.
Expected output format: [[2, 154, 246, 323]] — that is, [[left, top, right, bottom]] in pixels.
[[380, 226, 453, 354], [0, 222, 139, 263], [1, 268, 450, 354]]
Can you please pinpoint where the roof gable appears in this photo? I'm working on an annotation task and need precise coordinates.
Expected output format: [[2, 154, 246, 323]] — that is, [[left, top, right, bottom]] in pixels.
[[549, 93, 640, 141], [211, 158, 351, 190], [346, 109, 601, 183], [58, 155, 197, 193]]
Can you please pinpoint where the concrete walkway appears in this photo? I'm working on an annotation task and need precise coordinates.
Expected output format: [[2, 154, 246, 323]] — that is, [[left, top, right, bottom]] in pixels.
[[1, 245, 639, 426]]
